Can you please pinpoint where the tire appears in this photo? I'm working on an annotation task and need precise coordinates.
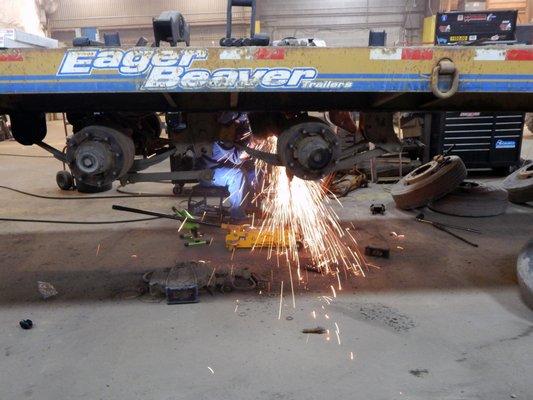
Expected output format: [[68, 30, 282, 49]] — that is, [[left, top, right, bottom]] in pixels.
[[390, 155, 467, 210], [429, 181, 508, 217], [76, 180, 112, 193], [517, 240, 533, 310], [56, 170, 74, 191], [10, 112, 47, 145], [502, 163, 533, 204], [173, 184, 184, 195]]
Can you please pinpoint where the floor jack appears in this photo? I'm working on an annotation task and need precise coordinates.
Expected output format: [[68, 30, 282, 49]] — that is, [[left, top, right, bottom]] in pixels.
[[221, 223, 303, 252]]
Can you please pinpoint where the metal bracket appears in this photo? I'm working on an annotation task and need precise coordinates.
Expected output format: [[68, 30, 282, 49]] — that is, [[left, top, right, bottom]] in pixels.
[[36, 141, 67, 163], [121, 169, 213, 185], [430, 58, 459, 99], [130, 147, 178, 172], [236, 143, 283, 166]]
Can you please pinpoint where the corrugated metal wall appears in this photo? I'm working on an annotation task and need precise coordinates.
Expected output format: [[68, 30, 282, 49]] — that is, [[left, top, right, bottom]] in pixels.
[[49, 0, 249, 27], [258, 0, 425, 46], [0, 0, 45, 36], [48, 0, 424, 46], [49, 0, 250, 45]]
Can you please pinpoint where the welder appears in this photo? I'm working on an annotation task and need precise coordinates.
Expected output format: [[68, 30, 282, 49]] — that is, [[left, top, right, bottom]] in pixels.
[[198, 112, 258, 222]]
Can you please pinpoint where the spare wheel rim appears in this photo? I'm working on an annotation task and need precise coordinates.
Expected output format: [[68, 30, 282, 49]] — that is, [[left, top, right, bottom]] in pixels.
[[404, 160, 442, 185]]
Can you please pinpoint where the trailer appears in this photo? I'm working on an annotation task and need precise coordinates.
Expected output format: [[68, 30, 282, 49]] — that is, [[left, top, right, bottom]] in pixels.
[[0, 45, 532, 189], [1, 46, 532, 112]]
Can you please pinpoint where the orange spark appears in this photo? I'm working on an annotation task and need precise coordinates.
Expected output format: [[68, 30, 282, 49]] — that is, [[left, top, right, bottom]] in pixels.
[[251, 136, 367, 285], [278, 280, 284, 320]]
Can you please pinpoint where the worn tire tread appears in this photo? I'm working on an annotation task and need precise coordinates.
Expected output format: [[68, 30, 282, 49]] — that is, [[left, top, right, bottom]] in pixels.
[[517, 240, 533, 310]]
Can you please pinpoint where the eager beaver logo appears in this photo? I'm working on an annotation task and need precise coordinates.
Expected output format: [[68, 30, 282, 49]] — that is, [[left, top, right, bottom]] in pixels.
[[57, 48, 318, 90]]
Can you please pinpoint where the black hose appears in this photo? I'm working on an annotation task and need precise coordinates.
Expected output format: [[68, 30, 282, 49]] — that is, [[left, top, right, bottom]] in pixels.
[[0, 216, 160, 225], [0, 185, 174, 200]]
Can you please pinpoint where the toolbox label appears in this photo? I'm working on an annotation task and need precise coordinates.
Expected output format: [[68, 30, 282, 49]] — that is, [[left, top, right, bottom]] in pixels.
[[57, 48, 317, 90], [495, 139, 517, 149], [450, 35, 468, 42]]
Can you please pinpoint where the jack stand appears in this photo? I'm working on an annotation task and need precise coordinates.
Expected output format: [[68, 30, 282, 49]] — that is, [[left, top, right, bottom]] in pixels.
[[173, 207, 212, 247]]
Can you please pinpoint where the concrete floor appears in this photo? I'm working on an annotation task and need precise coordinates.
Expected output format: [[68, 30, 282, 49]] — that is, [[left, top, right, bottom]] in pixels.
[[0, 121, 532, 400]]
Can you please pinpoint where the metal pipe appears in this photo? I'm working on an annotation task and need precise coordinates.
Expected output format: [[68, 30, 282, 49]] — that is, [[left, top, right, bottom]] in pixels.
[[112, 205, 221, 227]]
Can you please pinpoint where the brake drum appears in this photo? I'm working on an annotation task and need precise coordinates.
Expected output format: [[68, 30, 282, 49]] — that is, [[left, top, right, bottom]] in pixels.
[[66, 125, 135, 187]]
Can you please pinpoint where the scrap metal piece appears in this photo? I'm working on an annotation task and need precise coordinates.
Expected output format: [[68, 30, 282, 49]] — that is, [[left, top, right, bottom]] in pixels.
[[184, 239, 211, 247], [364, 246, 390, 259], [303, 263, 323, 274], [37, 281, 58, 299], [302, 327, 326, 334], [19, 319, 33, 330], [370, 204, 386, 215]]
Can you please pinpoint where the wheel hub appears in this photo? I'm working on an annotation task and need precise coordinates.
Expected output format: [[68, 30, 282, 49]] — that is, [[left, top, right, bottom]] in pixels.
[[277, 119, 340, 180], [75, 141, 113, 175], [66, 126, 135, 187], [404, 157, 450, 186]]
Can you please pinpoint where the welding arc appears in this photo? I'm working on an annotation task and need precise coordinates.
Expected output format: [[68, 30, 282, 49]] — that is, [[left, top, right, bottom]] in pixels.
[[112, 205, 221, 227]]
